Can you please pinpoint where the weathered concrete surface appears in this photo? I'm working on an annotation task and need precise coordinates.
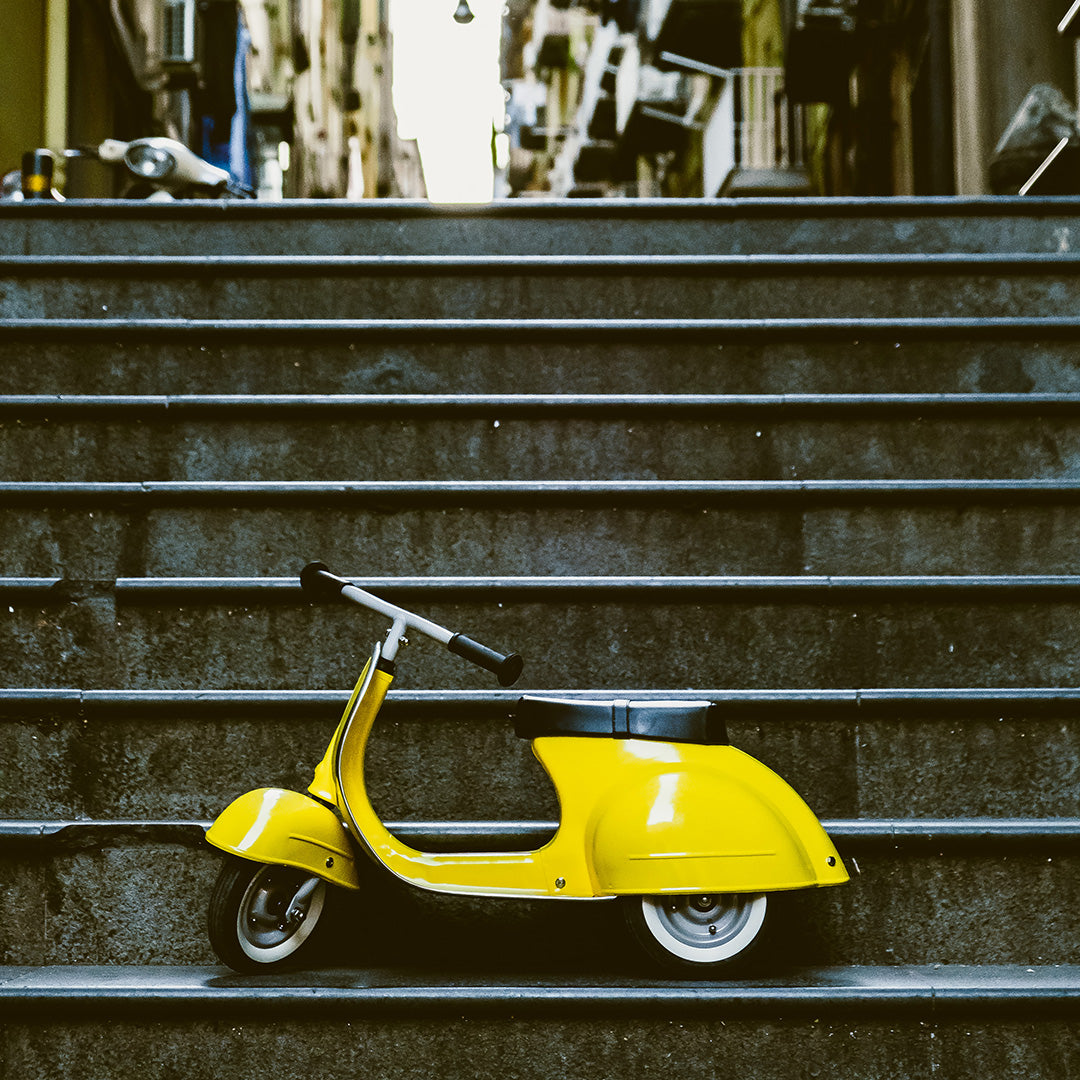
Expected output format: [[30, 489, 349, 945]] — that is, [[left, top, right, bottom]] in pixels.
[[2, 197, 1080, 255], [3, 260, 1080, 320], [1, 834, 1078, 966], [0, 1014, 1060, 1080], [0, 838, 215, 966], [8, 414, 1080, 482], [3, 709, 1079, 822], [2, 333, 1078, 396], [9, 504, 1080, 579], [3, 596, 1080, 690], [3, 202, 1079, 1078], [0, 709, 563, 822]]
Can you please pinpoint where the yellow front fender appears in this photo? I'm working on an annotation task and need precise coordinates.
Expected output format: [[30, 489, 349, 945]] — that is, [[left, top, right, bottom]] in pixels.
[[206, 787, 362, 890]]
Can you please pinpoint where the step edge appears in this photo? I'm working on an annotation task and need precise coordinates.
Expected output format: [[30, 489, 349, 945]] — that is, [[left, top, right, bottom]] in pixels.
[[1, 963, 1077, 1016], [3, 817, 1078, 843]]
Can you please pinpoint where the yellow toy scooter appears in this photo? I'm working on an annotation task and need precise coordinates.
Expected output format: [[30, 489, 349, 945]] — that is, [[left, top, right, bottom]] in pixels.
[[206, 563, 848, 975]]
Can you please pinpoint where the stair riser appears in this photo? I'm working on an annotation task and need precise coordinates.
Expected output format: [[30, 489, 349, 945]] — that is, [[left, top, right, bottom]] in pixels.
[[4, 711, 1078, 821], [2, 597, 1080, 688], [1, 836, 1077, 966], [2, 337, 1076, 395], [6, 416, 1080, 481], [7, 505, 1080, 578], [7, 1017, 1077, 1080], [2, 204, 1079, 255], [1, 268, 1076, 320]]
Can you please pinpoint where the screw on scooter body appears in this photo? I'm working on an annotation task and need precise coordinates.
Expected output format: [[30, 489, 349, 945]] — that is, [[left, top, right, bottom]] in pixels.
[[206, 561, 848, 975]]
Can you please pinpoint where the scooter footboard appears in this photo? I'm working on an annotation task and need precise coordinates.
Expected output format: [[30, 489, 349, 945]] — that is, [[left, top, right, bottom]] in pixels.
[[206, 787, 362, 890]]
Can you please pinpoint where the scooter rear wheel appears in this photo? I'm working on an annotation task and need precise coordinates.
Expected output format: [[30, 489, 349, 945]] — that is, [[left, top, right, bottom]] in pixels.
[[624, 892, 768, 974], [208, 855, 329, 973]]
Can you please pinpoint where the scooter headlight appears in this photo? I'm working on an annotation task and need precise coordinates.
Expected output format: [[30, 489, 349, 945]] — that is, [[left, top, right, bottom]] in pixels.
[[124, 143, 177, 180]]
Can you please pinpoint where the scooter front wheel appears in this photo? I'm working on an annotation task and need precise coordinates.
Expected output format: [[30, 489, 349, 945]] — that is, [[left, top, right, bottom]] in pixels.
[[624, 892, 768, 975], [208, 856, 329, 973]]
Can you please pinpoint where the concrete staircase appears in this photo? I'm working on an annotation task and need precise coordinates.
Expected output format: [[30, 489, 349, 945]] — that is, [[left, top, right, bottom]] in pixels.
[[2, 197, 1080, 1078]]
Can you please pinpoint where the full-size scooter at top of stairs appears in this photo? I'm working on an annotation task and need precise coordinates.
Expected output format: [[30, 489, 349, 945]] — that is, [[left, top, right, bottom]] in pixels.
[[205, 563, 848, 976], [2, 139, 255, 201]]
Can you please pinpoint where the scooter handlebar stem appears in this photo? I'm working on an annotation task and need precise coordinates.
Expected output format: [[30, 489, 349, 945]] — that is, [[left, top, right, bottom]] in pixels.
[[299, 562, 523, 686]]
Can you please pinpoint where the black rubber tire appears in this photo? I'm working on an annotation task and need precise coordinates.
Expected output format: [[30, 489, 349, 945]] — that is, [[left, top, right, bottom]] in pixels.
[[208, 855, 330, 973], [623, 892, 769, 976]]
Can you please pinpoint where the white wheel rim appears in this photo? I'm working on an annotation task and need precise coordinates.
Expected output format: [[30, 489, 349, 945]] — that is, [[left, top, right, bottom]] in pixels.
[[236, 866, 326, 964], [640, 893, 767, 963]]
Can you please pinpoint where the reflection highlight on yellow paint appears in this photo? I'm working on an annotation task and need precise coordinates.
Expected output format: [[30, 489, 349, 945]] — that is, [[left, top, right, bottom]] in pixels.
[[646, 773, 680, 828]]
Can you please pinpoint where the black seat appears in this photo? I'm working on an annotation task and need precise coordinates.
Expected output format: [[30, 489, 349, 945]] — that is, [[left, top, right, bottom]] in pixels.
[[513, 696, 728, 746]]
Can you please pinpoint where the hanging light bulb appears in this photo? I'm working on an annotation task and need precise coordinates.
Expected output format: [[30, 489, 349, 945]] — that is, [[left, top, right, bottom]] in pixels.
[[453, 0, 475, 22]]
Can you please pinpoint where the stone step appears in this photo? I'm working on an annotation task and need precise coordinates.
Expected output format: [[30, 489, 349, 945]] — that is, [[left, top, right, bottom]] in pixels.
[[2, 822, 1078, 967], [2, 317, 1075, 396], [3, 573, 1080, 688], [6, 393, 1080, 482], [5, 687, 1080, 822], [5, 200, 1076, 1080], [3, 254, 1080, 320], [5, 485, 1080, 578], [3, 197, 1080, 255], [2, 964, 1077, 1080], [6, 578, 1080, 686]]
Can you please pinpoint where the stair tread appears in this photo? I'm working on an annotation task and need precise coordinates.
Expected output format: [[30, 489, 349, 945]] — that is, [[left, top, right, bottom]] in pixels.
[[2, 195, 1076, 214], [3, 816, 1080, 840], [8, 391, 1080, 411], [2, 963, 1077, 1010], [9, 478, 1080, 502], [8, 572, 1080, 593], [6, 314, 1080, 334], [6, 252, 1080, 267], [8, 685, 1080, 708]]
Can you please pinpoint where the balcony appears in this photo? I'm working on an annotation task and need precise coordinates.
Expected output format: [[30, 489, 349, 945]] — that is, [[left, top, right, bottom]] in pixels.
[[641, 0, 741, 69], [577, 24, 627, 144], [703, 67, 812, 196], [525, 0, 579, 70], [615, 42, 694, 154], [785, 0, 857, 103]]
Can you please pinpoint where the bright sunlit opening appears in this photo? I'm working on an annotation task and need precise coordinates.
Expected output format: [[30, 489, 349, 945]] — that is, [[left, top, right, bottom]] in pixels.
[[391, 0, 504, 203]]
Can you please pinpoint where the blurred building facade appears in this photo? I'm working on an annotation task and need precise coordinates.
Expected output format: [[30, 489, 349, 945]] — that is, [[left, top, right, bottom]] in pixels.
[[0, 0, 425, 198], [499, 0, 1080, 197]]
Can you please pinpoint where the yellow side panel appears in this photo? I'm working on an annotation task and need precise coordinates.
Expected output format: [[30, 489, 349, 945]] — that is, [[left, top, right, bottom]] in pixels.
[[534, 738, 848, 896], [206, 787, 362, 890]]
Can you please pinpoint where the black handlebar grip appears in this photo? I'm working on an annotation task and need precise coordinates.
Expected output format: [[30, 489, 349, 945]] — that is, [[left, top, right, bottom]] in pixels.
[[299, 562, 348, 600], [449, 633, 524, 687]]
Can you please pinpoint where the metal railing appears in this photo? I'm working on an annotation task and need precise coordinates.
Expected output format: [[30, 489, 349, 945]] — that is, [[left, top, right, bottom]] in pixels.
[[704, 67, 806, 194], [734, 67, 806, 171]]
